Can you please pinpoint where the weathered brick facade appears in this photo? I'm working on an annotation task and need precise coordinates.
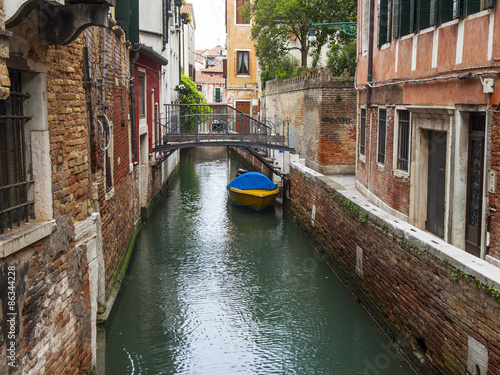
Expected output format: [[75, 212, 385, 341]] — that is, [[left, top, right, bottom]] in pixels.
[[0, 10, 136, 375], [356, 106, 411, 217], [264, 69, 357, 175], [290, 163, 500, 375]]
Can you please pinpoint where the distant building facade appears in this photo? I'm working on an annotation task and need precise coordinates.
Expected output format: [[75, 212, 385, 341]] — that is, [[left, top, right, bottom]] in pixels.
[[225, 0, 259, 116], [195, 65, 226, 103]]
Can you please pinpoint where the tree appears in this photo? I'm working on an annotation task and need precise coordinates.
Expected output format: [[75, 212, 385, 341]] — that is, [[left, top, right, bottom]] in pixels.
[[242, 0, 356, 70], [326, 38, 356, 76]]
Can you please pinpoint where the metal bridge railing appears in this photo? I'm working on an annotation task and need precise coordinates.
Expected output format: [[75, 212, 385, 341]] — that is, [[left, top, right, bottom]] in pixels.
[[153, 104, 292, 152]]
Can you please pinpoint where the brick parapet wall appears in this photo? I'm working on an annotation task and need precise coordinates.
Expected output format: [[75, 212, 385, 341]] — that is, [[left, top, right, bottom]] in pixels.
[[290, 162, 500, 375], [264, 71, 356, 174]]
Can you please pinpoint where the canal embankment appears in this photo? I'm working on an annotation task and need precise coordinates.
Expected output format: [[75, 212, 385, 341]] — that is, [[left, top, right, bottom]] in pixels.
[[290, 162, 500, 375]]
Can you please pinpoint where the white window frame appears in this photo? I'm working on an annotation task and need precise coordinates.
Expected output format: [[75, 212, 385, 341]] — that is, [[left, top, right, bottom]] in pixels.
[[393, 107, 411, 178], [236, 49, 251, 77], [359, 106, 367, 163], [377, 106, 387, 169]]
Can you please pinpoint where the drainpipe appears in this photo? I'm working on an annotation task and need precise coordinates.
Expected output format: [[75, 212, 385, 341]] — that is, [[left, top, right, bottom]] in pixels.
[[130, 47, 140, 160], [367, 0, 375, 104], [102, 28, 106, 110], [481, 108, 490, 259]]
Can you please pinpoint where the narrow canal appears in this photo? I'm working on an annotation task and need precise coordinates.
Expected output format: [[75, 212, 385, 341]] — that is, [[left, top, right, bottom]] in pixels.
[[104, 147, 415, 375]]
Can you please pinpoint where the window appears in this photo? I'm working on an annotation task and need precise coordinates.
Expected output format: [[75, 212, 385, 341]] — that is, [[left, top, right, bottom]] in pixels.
[[0, 70, 34, 233], [237, 51, 250, 75], [138, 71, 146, 119], [378, 0, 393, 45], [378, 109, 387, 164], [391, 0, 495, 39], [396, 110, 410, 172], [215, 87, 222, 102], [360, 108, 366, 156], [236, 0, 250, 24]]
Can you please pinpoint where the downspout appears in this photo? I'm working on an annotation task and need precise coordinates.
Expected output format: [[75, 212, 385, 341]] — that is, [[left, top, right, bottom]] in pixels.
[[130, 48, 140, 160], [367, 0, 375, 104]]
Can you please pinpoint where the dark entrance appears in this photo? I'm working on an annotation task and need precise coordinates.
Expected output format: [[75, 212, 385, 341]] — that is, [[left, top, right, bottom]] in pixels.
[[465, 114, 485, 257], [236, 101, 250, 133], [426, 131, 447, 238]]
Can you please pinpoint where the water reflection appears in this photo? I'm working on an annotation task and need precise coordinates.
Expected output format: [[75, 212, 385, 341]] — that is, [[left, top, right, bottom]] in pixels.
[[104, 147, 414, 375]]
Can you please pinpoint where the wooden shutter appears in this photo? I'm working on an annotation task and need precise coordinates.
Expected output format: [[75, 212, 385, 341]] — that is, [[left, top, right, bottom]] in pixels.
[[439, 0, 454, 23], [400, 0, 412, 35], [484, 0, 496, 8], [465, 0, 481, 15], [417, 0, 431, 30], [378, 0, 389, 45], [393, 0, 400, 38]]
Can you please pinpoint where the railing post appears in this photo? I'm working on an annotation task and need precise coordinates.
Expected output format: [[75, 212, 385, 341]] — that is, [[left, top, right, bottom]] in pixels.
[[195, 114, 198, 142]]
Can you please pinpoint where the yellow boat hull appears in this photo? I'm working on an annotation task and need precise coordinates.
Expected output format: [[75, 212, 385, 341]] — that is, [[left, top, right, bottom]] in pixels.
[[227, 187, 280, 211]]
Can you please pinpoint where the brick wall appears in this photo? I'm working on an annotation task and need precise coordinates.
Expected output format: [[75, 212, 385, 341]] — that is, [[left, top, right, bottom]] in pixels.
[[290, 162, 500, 375], [0, 13, 136, 375], [488, 111, 500, 261], [84, 27, 137, 291], [264, 69, 357, 175]]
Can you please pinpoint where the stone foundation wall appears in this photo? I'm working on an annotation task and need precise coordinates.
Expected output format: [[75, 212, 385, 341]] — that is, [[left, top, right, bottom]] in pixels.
[[290, 162, 500, 375]]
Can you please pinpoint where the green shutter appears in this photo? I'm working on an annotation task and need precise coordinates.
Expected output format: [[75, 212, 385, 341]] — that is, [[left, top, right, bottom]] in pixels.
[[401, 0, 412, 35], [410, 0, 416, 32], [418, 0, 431, 30], [393, 0, 401, 37], [485, 0, 496, 8], [115, 0, 139, 43], [465, 0, 481, 15], [453, 0, 463, 18], [439, 0, 454, 23], [378, 0, 389, 45]]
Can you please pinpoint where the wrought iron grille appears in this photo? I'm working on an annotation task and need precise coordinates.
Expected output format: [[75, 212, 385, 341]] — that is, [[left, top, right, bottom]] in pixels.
[[0, 70, 34, 234], [360, 108, 366, 155], [377, 109, 387, 164], [397, 110, 410, 171]]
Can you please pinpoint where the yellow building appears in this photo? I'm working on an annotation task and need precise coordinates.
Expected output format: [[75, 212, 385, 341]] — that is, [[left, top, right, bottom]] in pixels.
[[225, 0, 260, 116]]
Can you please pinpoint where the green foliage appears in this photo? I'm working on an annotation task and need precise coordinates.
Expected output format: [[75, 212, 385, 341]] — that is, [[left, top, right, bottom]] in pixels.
[[261, 53, 301, 88], [244, 0, 356, 70], [175, 72, 211, 132], [326, 38, 357, 76], [451, 268, 500, 298]]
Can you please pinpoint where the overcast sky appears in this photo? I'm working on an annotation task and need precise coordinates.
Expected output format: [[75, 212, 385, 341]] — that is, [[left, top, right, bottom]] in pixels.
[[190, 0, 227, 50]]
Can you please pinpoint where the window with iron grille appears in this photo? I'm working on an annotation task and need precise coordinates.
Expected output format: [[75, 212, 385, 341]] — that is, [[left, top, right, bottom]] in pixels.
[[0, 70, 35, 234], [360, 108, 366, 156], [397, 110, 410, 172], [138, 72, 146, 119], [378, 109, 387, 165]]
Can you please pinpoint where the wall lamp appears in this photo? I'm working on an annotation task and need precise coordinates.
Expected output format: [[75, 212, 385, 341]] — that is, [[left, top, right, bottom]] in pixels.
[[308, 22, 357, 42]]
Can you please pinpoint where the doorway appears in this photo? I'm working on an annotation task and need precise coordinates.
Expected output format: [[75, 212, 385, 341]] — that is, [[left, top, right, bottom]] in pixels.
[[235, 101, 250, 133], [465, 114, 485, 257], [426, 131, 447, 238]]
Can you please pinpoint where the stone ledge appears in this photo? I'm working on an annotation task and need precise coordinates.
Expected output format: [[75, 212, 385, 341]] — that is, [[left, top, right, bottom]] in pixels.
[[0, 220, 56, 258], [291, 161, 500, 288]]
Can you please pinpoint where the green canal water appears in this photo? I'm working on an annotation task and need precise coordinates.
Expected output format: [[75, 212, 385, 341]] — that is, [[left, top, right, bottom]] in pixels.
[[104, 148, 415, 375]]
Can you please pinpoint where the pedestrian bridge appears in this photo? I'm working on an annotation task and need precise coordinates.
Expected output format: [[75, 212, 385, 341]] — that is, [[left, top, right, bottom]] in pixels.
[[152, 104, 296, 155]]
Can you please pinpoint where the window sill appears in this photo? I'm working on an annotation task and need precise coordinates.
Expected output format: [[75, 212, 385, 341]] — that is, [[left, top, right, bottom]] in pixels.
[[393, 169, 409, 179], [377, 162, 385, 172], [0, 220, 55, 258], [359, 153, 366, 163]]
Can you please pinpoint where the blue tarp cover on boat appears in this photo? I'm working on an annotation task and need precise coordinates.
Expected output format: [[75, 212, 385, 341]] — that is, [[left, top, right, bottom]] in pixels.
[[227, 172, 278, 191]]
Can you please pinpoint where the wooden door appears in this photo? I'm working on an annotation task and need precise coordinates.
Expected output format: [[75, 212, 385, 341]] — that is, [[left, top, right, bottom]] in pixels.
[[236, 101, 250, 134], [465, 114, 485, 257], [426, 131, 447, 238]]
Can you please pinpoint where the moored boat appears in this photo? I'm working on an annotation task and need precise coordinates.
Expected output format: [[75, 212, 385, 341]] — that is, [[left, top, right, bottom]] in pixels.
[[227, 171, 280, 211]]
